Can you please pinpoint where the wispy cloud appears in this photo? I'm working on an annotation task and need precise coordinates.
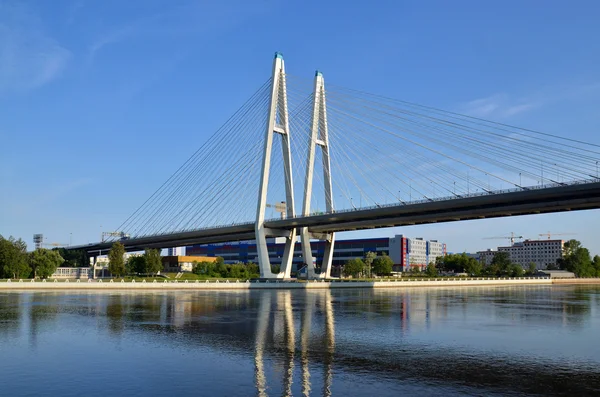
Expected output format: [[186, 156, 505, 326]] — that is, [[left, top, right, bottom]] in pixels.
[[0, 3, 71, 94], [462, 94, 540, 119], [88, 23, 137, 64], [462, 82, 600, 120], [87, 1, 270, 64]]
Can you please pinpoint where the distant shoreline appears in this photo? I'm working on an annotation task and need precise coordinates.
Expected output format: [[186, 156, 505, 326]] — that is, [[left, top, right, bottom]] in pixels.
[[2, 277, 598, 291]]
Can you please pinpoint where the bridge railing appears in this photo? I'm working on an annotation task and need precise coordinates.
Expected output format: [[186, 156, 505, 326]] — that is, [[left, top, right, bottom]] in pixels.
[[93, 177, 599, 243], [262, 177, 599, 222]]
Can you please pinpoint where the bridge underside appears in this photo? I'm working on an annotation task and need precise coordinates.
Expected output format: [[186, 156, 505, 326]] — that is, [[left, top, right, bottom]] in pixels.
[[72, 181, 600, 256]]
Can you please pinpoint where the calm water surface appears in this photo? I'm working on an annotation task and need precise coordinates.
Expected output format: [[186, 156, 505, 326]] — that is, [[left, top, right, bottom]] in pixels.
[[1, 285, 600, 396]]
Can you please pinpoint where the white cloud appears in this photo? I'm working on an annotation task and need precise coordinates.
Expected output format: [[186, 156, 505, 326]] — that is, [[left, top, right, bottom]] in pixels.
[[0, 4, 71, 94], [462, 82, 600, 120], [462, 94, 540, 119]]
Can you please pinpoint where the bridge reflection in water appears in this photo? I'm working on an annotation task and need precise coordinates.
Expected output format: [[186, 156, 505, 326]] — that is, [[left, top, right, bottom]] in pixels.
[[254, 291, 335, 397]]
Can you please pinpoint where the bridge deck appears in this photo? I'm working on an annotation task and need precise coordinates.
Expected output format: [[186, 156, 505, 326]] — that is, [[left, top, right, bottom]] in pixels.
[[70, 181, 600, 255]]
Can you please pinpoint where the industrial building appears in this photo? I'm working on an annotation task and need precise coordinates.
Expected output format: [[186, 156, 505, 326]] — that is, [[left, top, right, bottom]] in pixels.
[[162, 255, 216, 272], [186, 235, 447, 273], [477, 239, 564, 270]]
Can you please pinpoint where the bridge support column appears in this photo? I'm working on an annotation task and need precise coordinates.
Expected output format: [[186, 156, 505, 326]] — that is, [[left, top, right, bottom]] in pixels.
[[255, 52, 297, 279], [300, 70, 335, 279]]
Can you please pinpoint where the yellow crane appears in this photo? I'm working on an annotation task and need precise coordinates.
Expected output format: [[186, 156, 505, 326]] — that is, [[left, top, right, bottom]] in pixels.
[[41, 242, 69, 248], [483, 232, 523, 245], [538, 232, 576, 240], [266, 201, 287, 219]]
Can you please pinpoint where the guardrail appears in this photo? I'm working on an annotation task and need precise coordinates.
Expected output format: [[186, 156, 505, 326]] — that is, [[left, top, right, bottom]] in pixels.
[[89, 179, 600, 242], [0, 277, 553, 283]]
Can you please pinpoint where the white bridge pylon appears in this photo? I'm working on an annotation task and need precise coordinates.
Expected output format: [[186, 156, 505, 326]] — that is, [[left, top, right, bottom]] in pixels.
[[255, 52, 336, 279]]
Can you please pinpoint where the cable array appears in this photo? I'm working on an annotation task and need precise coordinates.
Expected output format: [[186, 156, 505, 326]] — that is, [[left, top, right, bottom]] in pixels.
[[285, 75, 600, 211], [109, 79, 273, 239], [109, 72, 600, 239]]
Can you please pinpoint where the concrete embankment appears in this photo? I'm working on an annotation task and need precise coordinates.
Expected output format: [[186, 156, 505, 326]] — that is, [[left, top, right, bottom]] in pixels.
[[552, 278, 600, 284], [0, 277, 561, 290]]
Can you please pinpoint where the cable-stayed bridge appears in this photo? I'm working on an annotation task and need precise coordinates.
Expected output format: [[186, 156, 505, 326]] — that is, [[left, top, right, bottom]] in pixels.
[[69, 52, 600, 279]]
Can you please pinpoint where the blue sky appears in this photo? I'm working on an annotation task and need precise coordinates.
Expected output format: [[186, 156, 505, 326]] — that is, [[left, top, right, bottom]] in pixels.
[[1, 0, 599, 254]]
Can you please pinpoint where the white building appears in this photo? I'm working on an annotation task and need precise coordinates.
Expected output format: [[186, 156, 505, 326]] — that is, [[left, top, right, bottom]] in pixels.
[[478, 239, 564, 270], [477, 249, 496, 266], [167, 247, 184, 256], [499, 239, 563, 269], [389, 235, 447, 271], [428, 240, 445, 263]]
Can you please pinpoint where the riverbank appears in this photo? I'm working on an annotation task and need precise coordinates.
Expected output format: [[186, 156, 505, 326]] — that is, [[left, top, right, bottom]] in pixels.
[[0, 277, 567, 290], [2, 277, 600, 290]]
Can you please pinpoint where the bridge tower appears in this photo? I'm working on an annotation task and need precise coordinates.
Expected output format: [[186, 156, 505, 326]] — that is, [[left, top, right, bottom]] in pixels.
[[255, 52, 297, 279], [300, 70, 335, 279]]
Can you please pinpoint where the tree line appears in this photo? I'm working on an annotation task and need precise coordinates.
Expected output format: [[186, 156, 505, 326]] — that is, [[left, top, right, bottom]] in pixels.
[[342, 252, 394, 278], [191, 257, 262, 279], [556, 240, 600, 277], [106, 242, 162, 278], [0, 235, 65, 279], [434, 240, 600, 278], [435, 252, 529, 277]]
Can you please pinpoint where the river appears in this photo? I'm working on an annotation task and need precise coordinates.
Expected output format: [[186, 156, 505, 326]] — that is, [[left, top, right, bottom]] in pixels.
[[1, 285, 599, 396]]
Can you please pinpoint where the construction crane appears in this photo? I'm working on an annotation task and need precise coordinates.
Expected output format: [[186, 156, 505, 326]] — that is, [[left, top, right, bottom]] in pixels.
[[101, 231, 130, 242], [41, 242, 69, 248], [483, 232, 523, 245], [266, 201, 287, 219], [538, 232, 577, 240]]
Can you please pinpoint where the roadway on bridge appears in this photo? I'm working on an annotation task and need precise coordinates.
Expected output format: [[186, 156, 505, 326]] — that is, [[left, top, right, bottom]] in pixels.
[[70, 180, 600, 255]]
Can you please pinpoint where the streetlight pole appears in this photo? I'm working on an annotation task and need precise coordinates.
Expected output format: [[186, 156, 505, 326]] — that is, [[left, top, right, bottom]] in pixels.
[[541, 161, 544, 186], [519, 172, 522, 188], [467, 169, 470, 194]]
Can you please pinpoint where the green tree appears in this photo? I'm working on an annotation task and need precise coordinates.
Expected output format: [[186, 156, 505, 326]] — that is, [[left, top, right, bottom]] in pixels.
[[29, 249, 64, 279], [463, 257, 482, 276], [436, 253, 481, 275], [0, 235, 31, 279], [425, 262, 438, 277], [372, 254, 393, 276], [212, 257, 226, 277], [558, 239, 594, 277], [127, 255, 146, 274], [246, 262, 260, 278], [488, 252, 512, 276], [364, 251, 377, 278], [144, 248, 162, 275], [526, 262, 537, 275], [510, 264, 525, 277], [562, 239, 582, 258], [54, 248, 87, 267], [343, 258, 365, 278], [593, 256, 600, 277], [108, 242, 126, 278], [192, 261, 215, 276]]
